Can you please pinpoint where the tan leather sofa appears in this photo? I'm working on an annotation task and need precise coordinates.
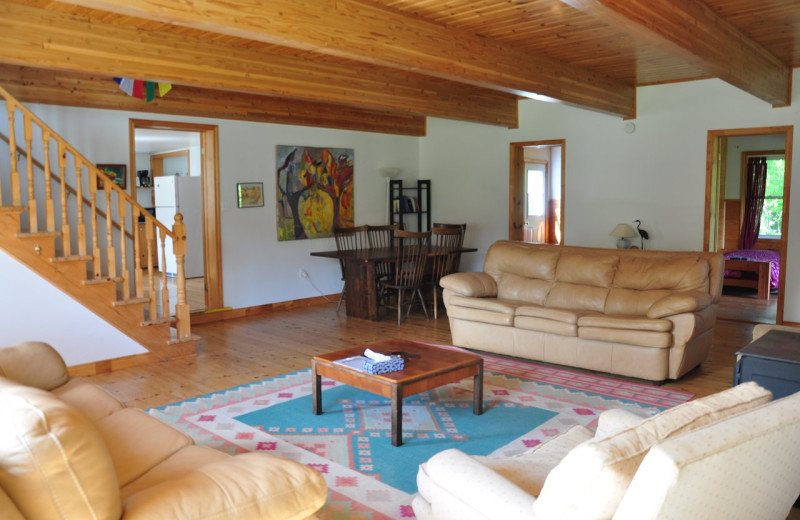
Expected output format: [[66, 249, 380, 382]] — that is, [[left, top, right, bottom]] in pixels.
[[413, 382, 800, 520], [441, 241, 724, 381], [0, 341, 327, 520]]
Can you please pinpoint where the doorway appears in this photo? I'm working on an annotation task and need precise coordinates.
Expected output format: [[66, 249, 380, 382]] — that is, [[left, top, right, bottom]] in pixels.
[[509, 140, 564, 243], [128, 119, 223, 313], [704, 126, 792, 325]]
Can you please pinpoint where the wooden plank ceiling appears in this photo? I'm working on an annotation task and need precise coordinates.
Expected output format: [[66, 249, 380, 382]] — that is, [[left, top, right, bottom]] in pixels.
[[0, 0, 797, 135]]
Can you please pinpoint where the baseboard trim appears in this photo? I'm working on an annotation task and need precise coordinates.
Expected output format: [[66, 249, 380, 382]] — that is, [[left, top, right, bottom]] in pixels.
[[68, 351, 163, 377], [67, 294, 338, 375], [190, 294, 338, 324]]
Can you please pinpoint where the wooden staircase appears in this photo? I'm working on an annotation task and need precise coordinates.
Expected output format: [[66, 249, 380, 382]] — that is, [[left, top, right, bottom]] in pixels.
[[0, 85, 196, 362]]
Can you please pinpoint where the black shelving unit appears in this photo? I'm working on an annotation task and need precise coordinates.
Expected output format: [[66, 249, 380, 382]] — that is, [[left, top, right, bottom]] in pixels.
[[389, 179, 431, 231]]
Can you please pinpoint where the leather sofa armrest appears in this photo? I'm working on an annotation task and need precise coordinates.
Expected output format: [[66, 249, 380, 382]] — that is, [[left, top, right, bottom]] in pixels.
[[122, 453, 327, 520], [440, 272, 497, 297], [420, 448, 534, 520], [0, 485, 26, 520], [0, 341, 70, 390], [646, 291, 711, 319]]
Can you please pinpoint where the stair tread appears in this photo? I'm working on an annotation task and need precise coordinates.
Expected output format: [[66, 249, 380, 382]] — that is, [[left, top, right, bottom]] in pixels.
[[168, 333, 202, 345], [17, 231, 60, 238], [0, 206, 26, 213], [142, 317, 175, 326], [51, 255, 92, 263], [114, 297, 149, 307], [83, 277, 122, 285]]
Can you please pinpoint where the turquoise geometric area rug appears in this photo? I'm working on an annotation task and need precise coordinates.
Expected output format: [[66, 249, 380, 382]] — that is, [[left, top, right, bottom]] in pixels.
[[149, 346, 693, 520]]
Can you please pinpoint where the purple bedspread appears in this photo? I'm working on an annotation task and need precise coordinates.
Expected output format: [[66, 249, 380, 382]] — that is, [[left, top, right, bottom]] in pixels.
[[724, 249, 780, 289]]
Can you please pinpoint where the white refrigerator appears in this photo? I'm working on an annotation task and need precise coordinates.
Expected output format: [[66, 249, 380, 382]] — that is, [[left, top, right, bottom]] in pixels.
[[154, 176, 204, 278]]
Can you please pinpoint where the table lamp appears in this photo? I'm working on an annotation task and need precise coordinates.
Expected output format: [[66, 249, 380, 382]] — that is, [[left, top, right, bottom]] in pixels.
[[610, 223, 636, 249]]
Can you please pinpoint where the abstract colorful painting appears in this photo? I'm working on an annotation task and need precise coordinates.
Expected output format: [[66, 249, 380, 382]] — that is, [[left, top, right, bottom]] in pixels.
[[276, 145, 354, 241]]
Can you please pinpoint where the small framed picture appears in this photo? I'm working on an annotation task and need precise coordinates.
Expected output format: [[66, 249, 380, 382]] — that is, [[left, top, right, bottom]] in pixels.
[[96, 164, 127, 189], [237, 182, 264, 208]]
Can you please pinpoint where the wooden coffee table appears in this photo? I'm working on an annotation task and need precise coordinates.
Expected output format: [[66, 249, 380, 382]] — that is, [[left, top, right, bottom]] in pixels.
[[311, 339, 483, 446]]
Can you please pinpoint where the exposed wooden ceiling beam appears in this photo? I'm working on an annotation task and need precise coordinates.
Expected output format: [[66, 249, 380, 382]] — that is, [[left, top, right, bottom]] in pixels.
[[0, 65, 427, 136], [0, 1, 518, 128], [559, 0, 791, 107], [54, 0, 637, 117]]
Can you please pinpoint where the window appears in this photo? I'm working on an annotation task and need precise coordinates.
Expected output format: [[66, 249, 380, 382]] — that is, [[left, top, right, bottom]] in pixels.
[[759, 155, 784, 238], [525, 163, 546, 242]]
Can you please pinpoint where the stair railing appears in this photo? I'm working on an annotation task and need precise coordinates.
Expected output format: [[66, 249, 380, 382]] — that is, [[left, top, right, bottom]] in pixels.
[[0, 85, 191, 341]]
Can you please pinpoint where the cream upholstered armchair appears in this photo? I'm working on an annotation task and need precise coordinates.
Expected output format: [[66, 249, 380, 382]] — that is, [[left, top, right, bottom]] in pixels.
[[413, 382, 800, 520], [0, 341, 327, 520]]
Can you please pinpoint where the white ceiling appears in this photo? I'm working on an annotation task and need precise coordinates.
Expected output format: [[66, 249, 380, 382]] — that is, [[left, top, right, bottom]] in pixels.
[[134, 129, 200, 154]]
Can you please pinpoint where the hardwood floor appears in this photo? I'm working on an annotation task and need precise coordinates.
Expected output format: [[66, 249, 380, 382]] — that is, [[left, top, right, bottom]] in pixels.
[[85, 293, 777, 409], [142, 271, 207, 315], [83, 293, 800, 519]]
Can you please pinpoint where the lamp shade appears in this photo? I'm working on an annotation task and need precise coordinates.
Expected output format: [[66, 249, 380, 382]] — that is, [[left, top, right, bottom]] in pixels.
[[380, 167, 401, 178], [610, 223, 636, 249], [610, 223, 636, 238]]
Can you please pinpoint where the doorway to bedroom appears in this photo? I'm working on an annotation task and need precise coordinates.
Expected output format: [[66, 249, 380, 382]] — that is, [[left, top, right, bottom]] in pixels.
[[704, 126, 792, 325]]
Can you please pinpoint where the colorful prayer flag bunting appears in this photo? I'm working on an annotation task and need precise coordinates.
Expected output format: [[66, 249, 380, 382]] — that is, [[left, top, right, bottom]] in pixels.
[[113, 78, 172, 102]]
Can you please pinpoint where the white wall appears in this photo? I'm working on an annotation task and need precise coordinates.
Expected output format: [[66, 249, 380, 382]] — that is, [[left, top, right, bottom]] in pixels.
[[25, 104, 420, 312], [0, 250, 146, 365], [421, 71, 800, 321], [7, 69, 800, 365]]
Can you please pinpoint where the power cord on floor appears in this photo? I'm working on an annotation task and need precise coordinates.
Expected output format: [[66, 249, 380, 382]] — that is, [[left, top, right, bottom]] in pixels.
[[302, 271, 336, 303]]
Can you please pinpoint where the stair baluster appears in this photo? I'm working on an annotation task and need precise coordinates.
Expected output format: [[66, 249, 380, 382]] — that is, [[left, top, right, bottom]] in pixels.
[[0, 85, 194, 358]]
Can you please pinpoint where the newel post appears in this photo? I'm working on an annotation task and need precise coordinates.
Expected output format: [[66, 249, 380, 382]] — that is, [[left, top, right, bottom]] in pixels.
[[172, 213, 191, 340]]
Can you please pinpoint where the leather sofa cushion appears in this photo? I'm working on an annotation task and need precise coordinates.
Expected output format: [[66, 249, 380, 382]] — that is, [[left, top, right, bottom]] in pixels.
[[578, 327, 672, 348], [605, 288, 671, 316], [515, 316, 577, 336], [51, 377, 126, 422], [122, 452, 328, 520], [555, 252, 618, 287], [121, 445, 230, 500], [0, 341, 70, 390], [497, 272, 552, 304], [484, 244, 560, 281], [0, 379, 122, 520], [532, 382, 772, 520], [516, 305, 579, 323], [578, 315, 672, 332], [613, 256, 710, 292], [447, 305, 515, 326], [0, 487, 24, 520], [546, 282, 609, 313], [95, 407, 194, 487]]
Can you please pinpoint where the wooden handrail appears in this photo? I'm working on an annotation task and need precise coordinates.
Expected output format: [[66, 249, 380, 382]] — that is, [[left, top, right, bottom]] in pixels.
[[0, 130, 135, 240], [0, 85, 191, 342], [0, 86, 173, 240]]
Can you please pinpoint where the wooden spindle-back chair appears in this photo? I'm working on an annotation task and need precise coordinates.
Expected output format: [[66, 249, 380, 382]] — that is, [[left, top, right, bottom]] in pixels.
[[378, 230, 431, 324]]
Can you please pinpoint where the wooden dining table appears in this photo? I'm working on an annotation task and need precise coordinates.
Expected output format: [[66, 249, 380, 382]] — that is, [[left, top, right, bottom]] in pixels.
[[310, 245, 477, 320]]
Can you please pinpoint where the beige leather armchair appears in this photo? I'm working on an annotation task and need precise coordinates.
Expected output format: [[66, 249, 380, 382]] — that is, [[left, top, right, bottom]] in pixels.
[[0, 341, 327, 520]]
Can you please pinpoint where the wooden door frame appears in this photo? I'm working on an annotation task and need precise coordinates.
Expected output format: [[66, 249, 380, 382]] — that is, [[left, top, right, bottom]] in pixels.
[[509, 139, 565, 243], [704, 126, 792, 324], [128, 119, 223, 311]]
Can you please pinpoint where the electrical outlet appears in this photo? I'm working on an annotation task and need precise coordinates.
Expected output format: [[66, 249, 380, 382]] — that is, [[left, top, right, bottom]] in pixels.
[[299, 268, 309, 279]]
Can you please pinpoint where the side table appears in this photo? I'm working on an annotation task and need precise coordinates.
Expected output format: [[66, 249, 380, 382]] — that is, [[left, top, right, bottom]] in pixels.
[[733, 329, 800, 399]]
